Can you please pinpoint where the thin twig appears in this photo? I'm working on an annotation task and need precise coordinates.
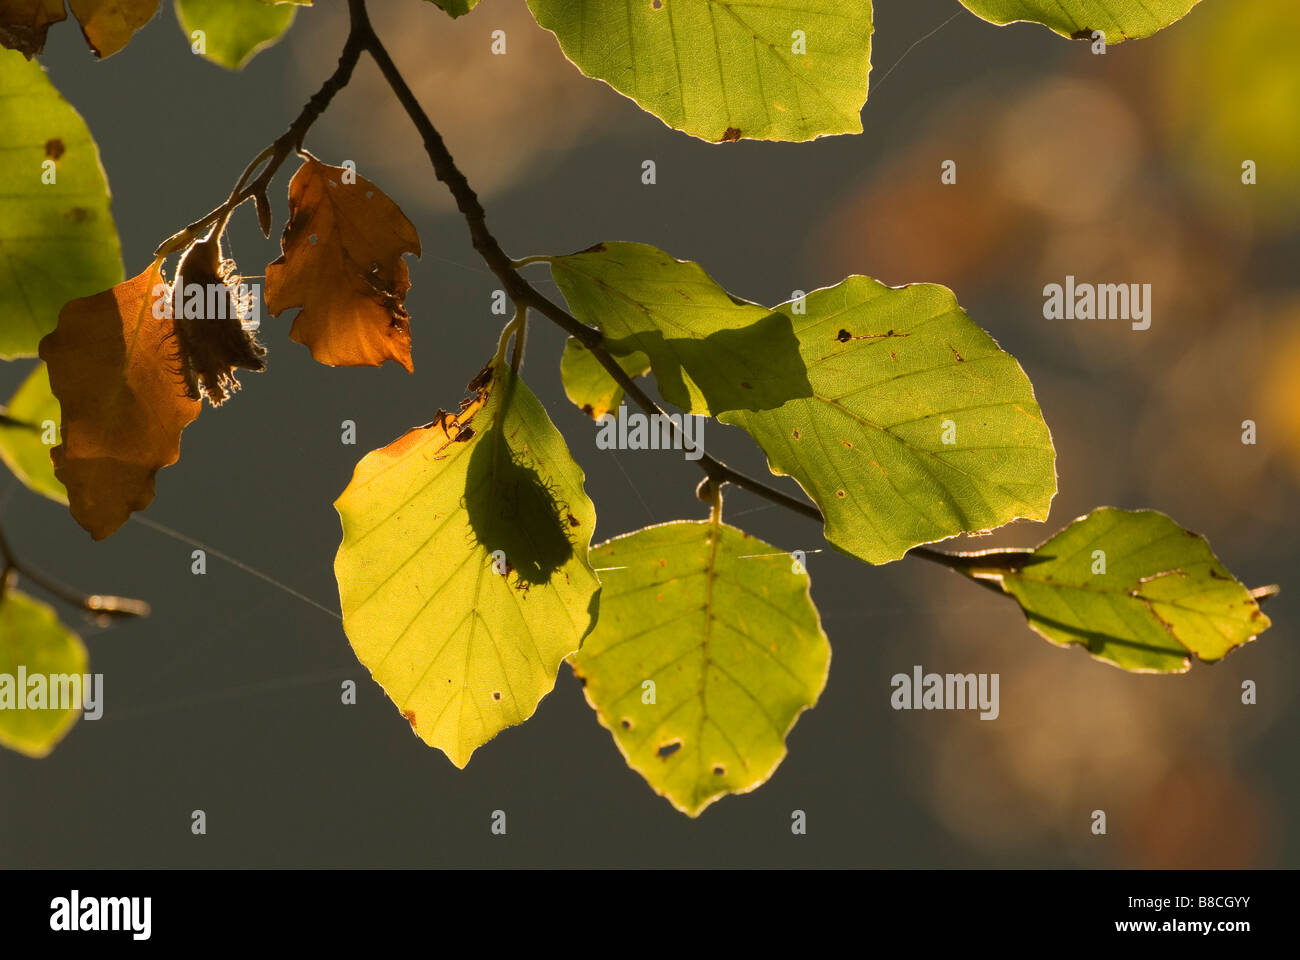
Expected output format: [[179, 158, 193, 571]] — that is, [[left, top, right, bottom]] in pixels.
[[0, 522, 149, 621], [152, 26, 367, 260]]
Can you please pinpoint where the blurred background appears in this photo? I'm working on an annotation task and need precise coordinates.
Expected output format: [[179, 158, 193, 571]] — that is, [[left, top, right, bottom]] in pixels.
[[0, 0, 1295, 867]]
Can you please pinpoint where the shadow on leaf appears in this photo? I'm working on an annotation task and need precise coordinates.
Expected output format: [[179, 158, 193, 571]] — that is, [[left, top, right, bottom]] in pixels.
[[604, 310, 813, 415], [465, 426, 574, 586]]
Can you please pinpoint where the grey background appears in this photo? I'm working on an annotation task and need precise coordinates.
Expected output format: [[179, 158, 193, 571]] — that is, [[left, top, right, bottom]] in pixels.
[[1, 0, 1295, 867]]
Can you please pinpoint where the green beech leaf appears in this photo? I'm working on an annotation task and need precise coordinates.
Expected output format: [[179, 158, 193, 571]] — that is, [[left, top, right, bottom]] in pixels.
[[525, 0, 874, 142], [955, 507, 1271, 673], [722, 277, 1056, 564], [0, 363, 66, 505], [175, 0, 297, 70], [0, 588, 87, 758], [546, 242, 813, 416], [957, 0, 1201, 42], [573, 519, 829, 816], [424, 0, 479, 16], [334, 360, 600, 768], [548, 242, 1055, 564], [0, 51, 123, 359], [559, 337, 650, 420]]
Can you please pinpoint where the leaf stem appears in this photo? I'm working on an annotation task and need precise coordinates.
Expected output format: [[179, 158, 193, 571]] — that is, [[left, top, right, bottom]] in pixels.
[[0, 522, 150, 622], [510, 308, 528, 374]]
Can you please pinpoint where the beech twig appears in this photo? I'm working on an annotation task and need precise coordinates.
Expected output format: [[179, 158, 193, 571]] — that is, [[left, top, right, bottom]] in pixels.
[[0, 522, 149, 622]]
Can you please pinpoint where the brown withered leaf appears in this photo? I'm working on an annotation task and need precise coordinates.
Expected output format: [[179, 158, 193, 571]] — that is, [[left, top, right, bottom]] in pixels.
[[264, 158, 421, 372], [0, 0, 67, 57], [38, 261, 201, 540], [171, 231, 265, 406], [67, 0, 158, 59]]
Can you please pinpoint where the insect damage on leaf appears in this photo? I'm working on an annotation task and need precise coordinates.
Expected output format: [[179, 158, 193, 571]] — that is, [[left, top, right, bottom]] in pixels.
[[170, 231, 265, 406], [38, 261, 201, 539], [264, 157, 421, 372]]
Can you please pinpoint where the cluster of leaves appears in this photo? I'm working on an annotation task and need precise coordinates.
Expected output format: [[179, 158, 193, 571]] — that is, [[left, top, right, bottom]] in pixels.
[[0, 0, 1270, 817]]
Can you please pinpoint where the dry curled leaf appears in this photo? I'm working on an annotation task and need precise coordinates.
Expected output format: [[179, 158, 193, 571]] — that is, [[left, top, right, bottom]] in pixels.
[[38, 260, 201, 540], [0, 0, 66, 57], [0, 0, 158, 58], [171, 231, 265, 406], [264, 157, 421, 372]]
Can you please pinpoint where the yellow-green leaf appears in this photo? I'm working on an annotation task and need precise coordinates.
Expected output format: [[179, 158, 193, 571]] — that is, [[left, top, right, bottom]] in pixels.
[[722, 277, 1056, 564], [0, 363, 66, 504], [0, 50, 123, 359], [334, 360, 600, 768], [547, 242, 813, 417], [955, 507, 1271, 673], [957, 0, 1201, 42], [525, 0, 874, 142], [559, 337, 650, 420], [547, 242, 1056, 565], [0, 588, 87, 758], [175, 0, 297, 70], [574, 519, 829, 816]]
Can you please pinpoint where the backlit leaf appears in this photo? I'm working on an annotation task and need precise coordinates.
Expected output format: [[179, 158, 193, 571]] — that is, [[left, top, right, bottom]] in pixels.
[[573, 519, 829, 816], [955, 507, 1271, 673], [546, 242, 813, 416], [722, 277, 1056, 564], [977, 504, 1268, 671], [175, 0, 297, 70], [39, 260, 202, 540], [334, 359, 600, 768], [0, 51, 123, 359], [525, 0, 874, 142], [265, 158, 421, 372], [0, 588, 87, 758], [559, 336, 649, 420], [547, 242, 1055, 564], [957, 0, 1201, 42], [0, 363, 67, 504], [68, 0, 160, 58]]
